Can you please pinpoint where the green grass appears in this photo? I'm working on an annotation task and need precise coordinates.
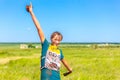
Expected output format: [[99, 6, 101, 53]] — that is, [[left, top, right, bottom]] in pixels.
[[61, 48, 120, 80], [0, 48, 41, 58], [0, 58, 40, 80], [0, 44, 120, 80]]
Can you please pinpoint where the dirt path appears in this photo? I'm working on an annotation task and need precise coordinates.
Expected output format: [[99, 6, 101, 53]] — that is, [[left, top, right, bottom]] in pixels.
[[0, 54, 39, 65]]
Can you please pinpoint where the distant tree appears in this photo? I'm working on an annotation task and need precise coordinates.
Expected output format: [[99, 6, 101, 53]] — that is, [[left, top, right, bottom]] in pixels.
[[28, 44, 35, 48]]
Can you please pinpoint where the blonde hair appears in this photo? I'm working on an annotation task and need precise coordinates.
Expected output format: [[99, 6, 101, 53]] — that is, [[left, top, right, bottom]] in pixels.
[[50, 31, 63, 41]]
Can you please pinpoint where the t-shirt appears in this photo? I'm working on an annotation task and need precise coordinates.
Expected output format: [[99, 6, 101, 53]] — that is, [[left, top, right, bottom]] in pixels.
[[41, 39, 64, 80]]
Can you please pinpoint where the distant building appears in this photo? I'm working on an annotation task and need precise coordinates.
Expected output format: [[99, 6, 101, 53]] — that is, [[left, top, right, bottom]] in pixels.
[[35, 46, 39, 48], [20, 44, 28, 49], [98, 43, 109, 47]]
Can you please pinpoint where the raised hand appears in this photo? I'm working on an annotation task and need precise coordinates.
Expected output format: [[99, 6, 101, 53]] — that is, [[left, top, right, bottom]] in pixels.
[[26, 2, 32, 13]]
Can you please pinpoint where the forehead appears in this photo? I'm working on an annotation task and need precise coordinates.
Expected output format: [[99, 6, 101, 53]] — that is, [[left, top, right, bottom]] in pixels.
[[53, 35, 62, 40]]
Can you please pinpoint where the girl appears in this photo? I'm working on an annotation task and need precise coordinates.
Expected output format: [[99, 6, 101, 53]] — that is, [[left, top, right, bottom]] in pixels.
[[26, 3, 72, 80]]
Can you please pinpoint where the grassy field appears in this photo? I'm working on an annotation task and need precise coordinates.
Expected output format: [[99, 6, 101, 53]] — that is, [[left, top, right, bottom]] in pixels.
[[0, 43, 120, 80]]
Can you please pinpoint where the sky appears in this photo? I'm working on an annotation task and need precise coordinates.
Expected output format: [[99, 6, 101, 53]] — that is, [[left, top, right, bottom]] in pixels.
[[0, 0, 120, 43]]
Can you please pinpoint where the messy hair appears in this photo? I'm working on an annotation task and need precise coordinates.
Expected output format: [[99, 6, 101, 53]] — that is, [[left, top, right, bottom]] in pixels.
[[50, 31, 63, 41]]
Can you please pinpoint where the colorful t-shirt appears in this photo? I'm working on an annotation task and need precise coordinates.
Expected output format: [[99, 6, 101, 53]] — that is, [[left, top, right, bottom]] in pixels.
[[41, 39, 64, 80]]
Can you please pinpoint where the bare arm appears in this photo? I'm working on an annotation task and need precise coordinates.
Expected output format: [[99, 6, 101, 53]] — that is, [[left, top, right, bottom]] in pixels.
[[61, 59, 72, 76], [26, 3, 45, 43]]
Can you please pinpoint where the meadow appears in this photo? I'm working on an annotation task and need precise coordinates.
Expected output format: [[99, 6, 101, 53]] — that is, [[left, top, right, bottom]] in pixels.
[[0, 43, 120, 80]]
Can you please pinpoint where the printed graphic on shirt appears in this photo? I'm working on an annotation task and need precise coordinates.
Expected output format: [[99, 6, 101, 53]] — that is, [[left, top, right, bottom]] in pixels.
[[45, 45, 61, 71]]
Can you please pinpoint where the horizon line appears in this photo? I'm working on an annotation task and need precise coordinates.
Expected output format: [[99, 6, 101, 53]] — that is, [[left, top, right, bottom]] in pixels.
[[0, 42, 120, 44]]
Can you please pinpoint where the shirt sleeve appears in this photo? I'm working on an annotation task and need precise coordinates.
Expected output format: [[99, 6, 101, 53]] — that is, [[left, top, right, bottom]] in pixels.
[[41, 39, 49, 68], [42, 39, 49, 47], [60, 49, 64, 60], [41, 39, 49, 56]]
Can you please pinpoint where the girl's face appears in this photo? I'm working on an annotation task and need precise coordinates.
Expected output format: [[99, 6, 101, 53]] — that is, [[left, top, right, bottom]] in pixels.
[[51, 35, 62, 46]]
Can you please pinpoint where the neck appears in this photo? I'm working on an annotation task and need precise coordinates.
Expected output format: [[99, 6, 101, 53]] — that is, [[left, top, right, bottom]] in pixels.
[[51, 43, 58, 46]]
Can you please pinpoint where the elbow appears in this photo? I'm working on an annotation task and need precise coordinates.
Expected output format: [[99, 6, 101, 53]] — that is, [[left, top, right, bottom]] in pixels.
[[69, 68, 73, 73]]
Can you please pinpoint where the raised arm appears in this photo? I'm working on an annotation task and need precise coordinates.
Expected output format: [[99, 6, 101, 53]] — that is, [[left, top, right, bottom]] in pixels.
[[26, 3, 45, 43]]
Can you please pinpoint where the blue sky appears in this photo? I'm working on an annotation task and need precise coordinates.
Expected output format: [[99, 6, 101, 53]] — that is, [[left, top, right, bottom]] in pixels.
[[0, 0, 120, 42]]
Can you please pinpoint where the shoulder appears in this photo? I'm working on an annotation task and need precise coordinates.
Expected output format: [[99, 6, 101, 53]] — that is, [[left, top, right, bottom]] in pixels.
[[42, 38, 49, 48], [58, 48, 64, 59], [59, 49, 62, 52]]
